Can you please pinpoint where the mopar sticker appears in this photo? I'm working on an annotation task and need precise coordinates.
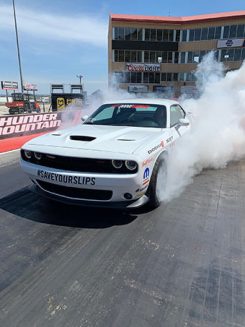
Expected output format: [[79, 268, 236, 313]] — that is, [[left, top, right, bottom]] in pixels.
[[143, 167, 150, 186], [37, 170, 96, 185], [143, 168, 150, 179]]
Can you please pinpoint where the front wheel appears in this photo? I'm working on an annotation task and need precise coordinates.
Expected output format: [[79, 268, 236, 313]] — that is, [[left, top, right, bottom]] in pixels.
[[147, 156, 167, 209]]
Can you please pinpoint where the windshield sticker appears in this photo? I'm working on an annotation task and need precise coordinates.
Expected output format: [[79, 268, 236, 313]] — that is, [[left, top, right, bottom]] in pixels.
[[37, 170, 96, 185], [114, 104, 150, 109]]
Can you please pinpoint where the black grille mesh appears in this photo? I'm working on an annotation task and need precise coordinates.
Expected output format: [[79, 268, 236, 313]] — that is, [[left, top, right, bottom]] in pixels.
[[37, 180, 112, 200]]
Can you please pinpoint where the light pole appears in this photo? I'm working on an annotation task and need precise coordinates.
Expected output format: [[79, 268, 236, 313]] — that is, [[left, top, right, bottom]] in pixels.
[[76, 74, 83, 85], [12, 0, 24, 94]]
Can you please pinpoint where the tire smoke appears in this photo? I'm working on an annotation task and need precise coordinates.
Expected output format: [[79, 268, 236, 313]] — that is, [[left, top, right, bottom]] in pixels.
[[162, 52, 245, 202]]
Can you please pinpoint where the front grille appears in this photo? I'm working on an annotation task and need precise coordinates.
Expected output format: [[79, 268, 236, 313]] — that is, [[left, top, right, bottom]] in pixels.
[[21, 150, 137, 174], [37, 180, 112, 200]]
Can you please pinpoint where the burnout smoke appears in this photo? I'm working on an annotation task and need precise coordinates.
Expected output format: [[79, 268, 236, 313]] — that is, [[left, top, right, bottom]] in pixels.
[[162, 52, 245, 202]]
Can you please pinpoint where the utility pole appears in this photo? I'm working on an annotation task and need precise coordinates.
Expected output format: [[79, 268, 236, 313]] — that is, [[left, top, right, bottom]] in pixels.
[[13, 0, 24, 94], [76, 74, 83, 85]]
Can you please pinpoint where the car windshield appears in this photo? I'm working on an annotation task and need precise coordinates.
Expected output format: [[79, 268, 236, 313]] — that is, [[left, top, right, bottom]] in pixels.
[[84, 103, 167, 128]]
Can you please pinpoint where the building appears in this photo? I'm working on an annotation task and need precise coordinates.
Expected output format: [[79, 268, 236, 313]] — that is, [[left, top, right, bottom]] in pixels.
[[108, 11, 245, 97]]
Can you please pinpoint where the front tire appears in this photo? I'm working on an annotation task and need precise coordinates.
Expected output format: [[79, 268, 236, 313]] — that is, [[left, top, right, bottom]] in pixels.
[[147, 156, 167, 209]]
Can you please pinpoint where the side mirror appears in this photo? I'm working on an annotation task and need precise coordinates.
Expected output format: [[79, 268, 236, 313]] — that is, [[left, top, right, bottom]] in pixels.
[[81, 115, 89, 122], [179, 118, 190, 126]]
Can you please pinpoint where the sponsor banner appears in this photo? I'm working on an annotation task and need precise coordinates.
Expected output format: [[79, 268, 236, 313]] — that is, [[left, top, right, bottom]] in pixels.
[[0, 113, 61, 139], [51, 93, 84, 110], [1, 81, 18, 90], [217, 39, 245, 48], [0, 110, 81, 139], [126, 63, 160, 72]]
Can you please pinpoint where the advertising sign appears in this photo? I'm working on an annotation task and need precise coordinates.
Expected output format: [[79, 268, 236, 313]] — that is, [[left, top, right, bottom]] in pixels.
[[51, 93, 84, 110], [217, 39, 245, 48], [0, 113, 61, 139], [23, 82, 38, 91], [126, 63, 160, 72], [128, 85, 149, 93], [0, 110, 82, 139], [1, 81, 18, 90]]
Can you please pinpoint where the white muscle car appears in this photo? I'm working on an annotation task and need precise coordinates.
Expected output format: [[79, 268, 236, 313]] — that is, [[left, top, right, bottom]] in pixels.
[[20, 99, 190, 209]]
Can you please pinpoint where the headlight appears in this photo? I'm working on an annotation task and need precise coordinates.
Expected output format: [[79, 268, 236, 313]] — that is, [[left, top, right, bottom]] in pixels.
[[34, 152, 42, 160], [24, 150, 32, 159], [125, 160, 138, 171], [112, 160, 123, 169]]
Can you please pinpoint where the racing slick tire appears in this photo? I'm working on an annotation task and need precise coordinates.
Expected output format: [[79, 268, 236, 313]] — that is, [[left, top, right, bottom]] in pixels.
[[147, 155, 167, 209]]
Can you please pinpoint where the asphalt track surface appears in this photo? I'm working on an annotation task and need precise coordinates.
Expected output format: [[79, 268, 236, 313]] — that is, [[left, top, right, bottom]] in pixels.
[[0, 152, 245, 327]]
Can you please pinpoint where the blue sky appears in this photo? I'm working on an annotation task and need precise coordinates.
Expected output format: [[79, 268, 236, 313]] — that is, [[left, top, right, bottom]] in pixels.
[[1, 0, 245, 95]]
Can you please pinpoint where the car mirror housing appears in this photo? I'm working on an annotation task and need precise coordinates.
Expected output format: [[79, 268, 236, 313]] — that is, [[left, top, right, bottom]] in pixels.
[[81, 115, 89, 122], [179, 118, 190, 126]]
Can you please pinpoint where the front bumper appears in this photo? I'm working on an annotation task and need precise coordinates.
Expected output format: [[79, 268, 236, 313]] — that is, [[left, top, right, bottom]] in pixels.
[[20, 160, 149, 208], [32, 184, 149, 209]]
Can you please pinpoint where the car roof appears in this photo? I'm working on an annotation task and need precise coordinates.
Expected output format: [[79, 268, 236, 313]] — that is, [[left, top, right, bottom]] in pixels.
[[102, 98, 179, 106]]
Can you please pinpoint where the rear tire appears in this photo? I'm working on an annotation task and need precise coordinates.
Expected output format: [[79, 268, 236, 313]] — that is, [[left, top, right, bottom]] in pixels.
[[147, 156, 167, 209]]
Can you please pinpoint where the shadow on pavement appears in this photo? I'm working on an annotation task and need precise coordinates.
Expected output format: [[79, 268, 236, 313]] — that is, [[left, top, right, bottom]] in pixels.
[[0, 187, 139, 228]]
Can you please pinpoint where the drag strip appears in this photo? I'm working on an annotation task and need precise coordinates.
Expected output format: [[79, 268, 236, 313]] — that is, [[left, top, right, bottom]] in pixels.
[[0, 156, 245, 327]]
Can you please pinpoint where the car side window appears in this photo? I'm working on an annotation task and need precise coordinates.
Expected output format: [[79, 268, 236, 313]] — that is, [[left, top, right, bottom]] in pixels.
[[170, 105, 185, 127]]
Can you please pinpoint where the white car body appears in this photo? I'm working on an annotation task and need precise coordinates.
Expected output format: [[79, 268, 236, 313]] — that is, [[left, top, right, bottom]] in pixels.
[[20, 98, 190, 208]]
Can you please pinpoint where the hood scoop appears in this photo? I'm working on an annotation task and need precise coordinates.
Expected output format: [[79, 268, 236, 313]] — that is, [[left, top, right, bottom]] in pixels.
[[70, 135, 96, 142]]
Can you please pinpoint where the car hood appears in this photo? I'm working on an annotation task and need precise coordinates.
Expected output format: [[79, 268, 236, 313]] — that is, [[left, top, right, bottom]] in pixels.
[[26, 124, 164, 155]]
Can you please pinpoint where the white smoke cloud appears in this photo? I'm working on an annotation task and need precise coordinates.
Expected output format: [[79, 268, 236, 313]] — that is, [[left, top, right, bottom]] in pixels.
[[162, 52, 245, 201]]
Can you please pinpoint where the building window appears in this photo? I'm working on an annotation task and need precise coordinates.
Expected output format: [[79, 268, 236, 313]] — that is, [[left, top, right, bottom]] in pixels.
[[130, 72, 141, 83], [114, 50, 143, 63], [180, 52, 186, 63], [176, 30, 180, 42], [169, 30, 174, 41], [173, 73, 178, 81], [234, 48, 242, 61], [113, 27, 143, 41], [194, 29, 201, 41], [214, 26, 221, 39], [208, 27, 215, 40], [201, 28, 208, 40], [223, 26, 229, 38], [187, 52, 193, 63], [143, 72, 160, 83], [221, 48, 244, 62], [157, 29, 162, 41], [114, 27, 124, 40], [237, 24, 244, 37], [145, 29, 150, 41], [229, 25, 237, 38], [161, 73, 167, 81], [189, 29, 194, 42], [182, 30, 187, 42]]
